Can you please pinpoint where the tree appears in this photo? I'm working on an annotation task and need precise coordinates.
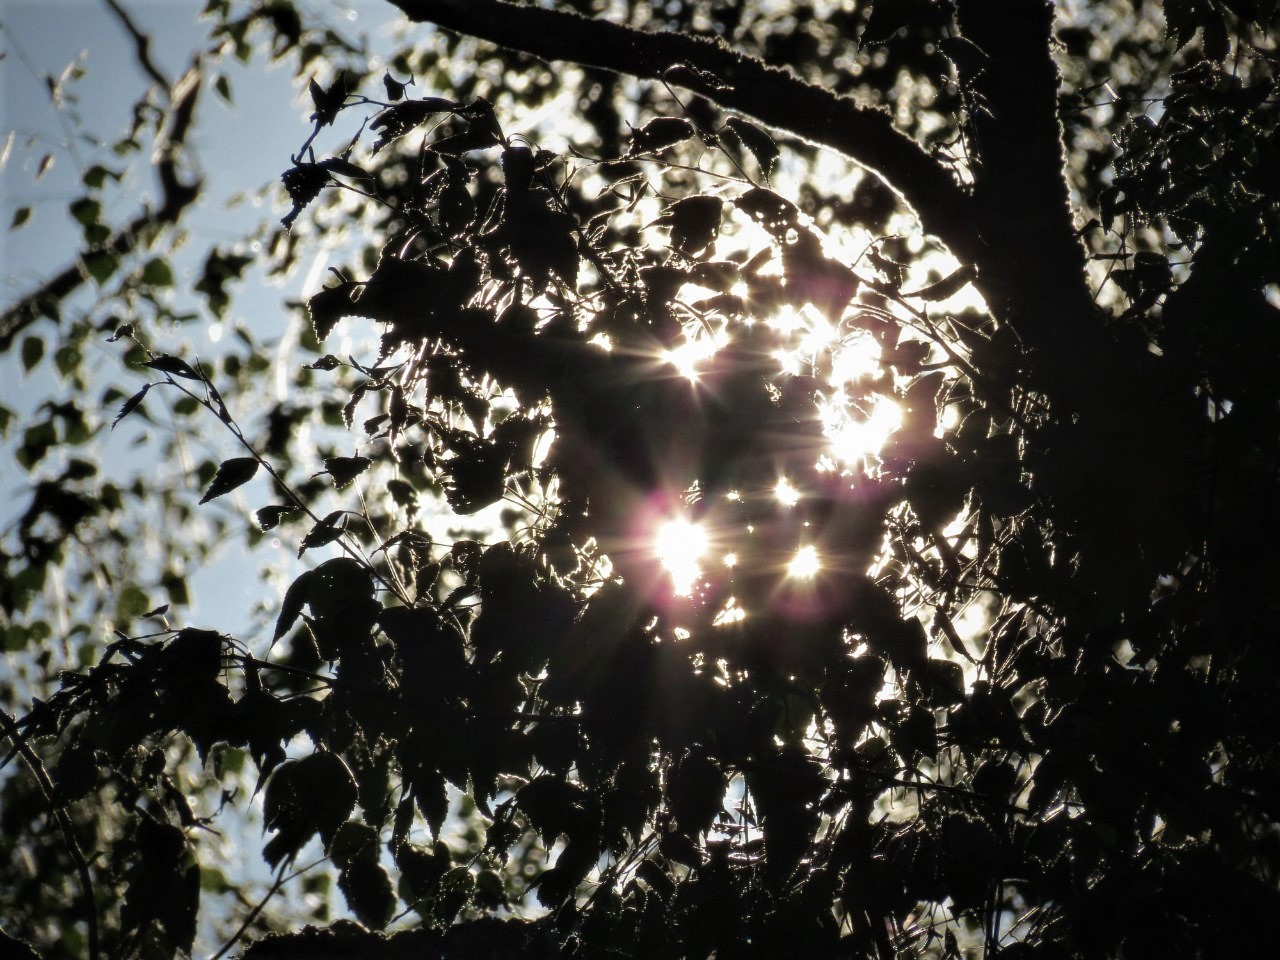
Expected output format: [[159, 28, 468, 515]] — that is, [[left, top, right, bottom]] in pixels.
[[3, 0, 1279, 958]]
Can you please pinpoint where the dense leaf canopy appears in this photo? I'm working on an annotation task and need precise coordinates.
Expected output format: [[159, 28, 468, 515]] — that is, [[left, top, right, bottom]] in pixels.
[[3, 1, 1279, 959]]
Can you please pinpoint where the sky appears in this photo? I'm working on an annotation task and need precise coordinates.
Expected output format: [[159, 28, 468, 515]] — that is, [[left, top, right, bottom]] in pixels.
[[0, 1, 405, 636]]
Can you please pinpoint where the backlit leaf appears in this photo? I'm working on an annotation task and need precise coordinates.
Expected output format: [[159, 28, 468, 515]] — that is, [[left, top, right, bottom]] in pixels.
[[199, 457, 259, 504]]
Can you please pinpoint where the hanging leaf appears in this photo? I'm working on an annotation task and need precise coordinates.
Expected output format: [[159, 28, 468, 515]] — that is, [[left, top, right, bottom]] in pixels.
[[725, 118, 779, 180], [661, 196, 724, 255], [628, 117, 696, 155], [144, 354, 203, 381], [111, 383, 151, 429], [199, 457, 260, 504], [307, 280, 358, 341], [273, 569, 315, 643], [298, 511, 347, 556], [9, 206, 31, 230], [256, 503, 297, 531], [21, 336, 43, 372], [339, 859, 395, 930], [370, 97, 457, 153], [324, 455, 372, 489], [308, 73, 349, 127], [382, 71, 412, 102]]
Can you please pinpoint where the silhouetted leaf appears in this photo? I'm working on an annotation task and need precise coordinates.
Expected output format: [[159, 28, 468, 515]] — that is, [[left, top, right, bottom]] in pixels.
[[725, 118, 779, 179], [340, 858, 395, 930], [323, 455, 372, 489], [199, 457, 259, 504], [629, 116, 696, 154], [144, 354, 203, 381], [111, 384, 151, 429]]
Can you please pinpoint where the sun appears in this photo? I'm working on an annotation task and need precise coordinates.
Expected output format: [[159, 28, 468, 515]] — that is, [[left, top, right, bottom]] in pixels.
[[653, 517, 709, 596]]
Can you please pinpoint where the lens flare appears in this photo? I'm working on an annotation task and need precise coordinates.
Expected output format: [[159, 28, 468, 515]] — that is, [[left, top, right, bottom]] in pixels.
[[787, 544, 821, 580], [654, 517, 709, 596]]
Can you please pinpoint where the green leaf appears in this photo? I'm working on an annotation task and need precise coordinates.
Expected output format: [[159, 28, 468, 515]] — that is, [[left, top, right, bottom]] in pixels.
[[69, 197, 100, 226], [214, 73, 233, 104], [82, 164, 120, 190], [82, 249, 119, 284], [140, 258, 175, 288], [9, 206, 31, 230], [21, 335, 44, 372], [199, 457, 260, 504]]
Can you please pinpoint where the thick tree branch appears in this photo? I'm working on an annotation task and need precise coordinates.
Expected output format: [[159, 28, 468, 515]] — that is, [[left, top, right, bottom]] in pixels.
[[955, 0, 1104, 360], [385, 0, 980, 264]]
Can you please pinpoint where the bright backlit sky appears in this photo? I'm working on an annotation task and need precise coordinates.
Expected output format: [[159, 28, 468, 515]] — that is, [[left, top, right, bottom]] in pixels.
[[0, 1, 406, 634]]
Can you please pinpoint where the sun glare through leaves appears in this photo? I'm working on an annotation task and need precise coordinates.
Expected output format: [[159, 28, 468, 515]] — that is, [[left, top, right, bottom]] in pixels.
[[654, 516, 709, 596]]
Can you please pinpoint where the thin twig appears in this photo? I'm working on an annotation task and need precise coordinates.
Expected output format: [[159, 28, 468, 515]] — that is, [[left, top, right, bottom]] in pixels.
[[103, 0, 170, 90]]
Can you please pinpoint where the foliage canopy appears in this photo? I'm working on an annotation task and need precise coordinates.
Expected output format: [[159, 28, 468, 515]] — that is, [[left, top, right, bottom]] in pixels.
[[3, 1, 1280, 958]]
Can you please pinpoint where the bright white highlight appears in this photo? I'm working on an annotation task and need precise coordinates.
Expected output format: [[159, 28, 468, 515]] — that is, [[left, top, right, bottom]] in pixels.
[[829, 333, 883, 386], [654, 518, 709, 596], [774, 476, 801, 507], [825, 395, 902, 466], [788, 545, 821, 580], [662, 332, 724, 381]]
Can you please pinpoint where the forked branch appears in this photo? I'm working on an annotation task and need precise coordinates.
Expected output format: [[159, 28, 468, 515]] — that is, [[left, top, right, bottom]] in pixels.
[[387, 0, 980, 263]]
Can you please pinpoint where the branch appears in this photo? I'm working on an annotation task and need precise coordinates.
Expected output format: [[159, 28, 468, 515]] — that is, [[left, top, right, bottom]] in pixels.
[[103, 0, 170, 90], [0, 54, 203, 352], [385, 0, 980, 264], [954, 0, 1103, 358]]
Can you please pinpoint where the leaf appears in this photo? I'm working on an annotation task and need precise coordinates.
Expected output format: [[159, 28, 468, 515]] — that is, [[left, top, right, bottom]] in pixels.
[[273, 569, 314, 643], [307, 280, 358, 341], [725, 118, 779, 179], [320, 156, 373, 180], [734, 187, 801, 235], [21, 336, 43, 372], [298, 510, 347, 556], [111, 384, 151, 429], [295, 751, 358, 845], [35, 153, 54, 180], [82, 249, 119, 284], [370, 97, 457, 153], [324, 455, 372, 489], [330, 821, 380, 869], [256, 503, 297, 531], [9, 206, 31, 230], [340, 859, 395, 930], [382, 71, 411, 102], [144, 354, 203, 381], [69, 197, 100, 227], [140, 258, 175, 288], [662, 196, 724, 255], [199, 457, 260, 504], [308, 73, 349, 127], [629, 117, 696, 154]]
